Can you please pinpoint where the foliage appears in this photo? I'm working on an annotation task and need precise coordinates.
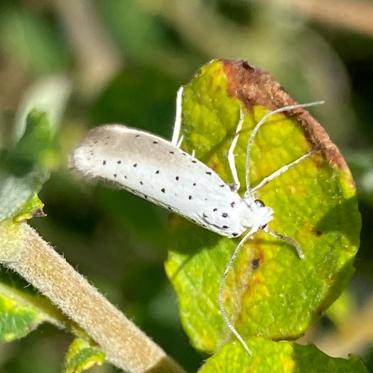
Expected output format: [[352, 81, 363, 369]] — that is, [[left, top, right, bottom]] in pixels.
[[166, 60, 363, 371], [199, 339, 367, 373], [0, 0, 372, 372], [64, 338, 105, 373]]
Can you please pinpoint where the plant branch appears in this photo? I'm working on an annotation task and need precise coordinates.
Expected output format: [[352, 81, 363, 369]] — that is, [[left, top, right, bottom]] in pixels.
[[0, 221, 184, 373]]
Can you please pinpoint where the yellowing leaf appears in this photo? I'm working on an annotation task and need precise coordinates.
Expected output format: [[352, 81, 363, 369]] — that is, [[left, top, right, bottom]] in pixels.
[[165, 60, 361, 352]]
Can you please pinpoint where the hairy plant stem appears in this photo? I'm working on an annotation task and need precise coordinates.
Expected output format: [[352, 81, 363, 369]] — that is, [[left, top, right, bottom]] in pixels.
[[0, 221, 184, 373]]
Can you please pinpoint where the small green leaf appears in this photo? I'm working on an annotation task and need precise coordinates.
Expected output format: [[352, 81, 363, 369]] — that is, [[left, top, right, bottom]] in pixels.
[[198, 338, 368, 373], [0, 293, 42, 342], [13, 193, 45, 223], [64, 337, 105, 373], [14, 75, 71, 142], [165, 60, 361, 352], [6, 109, 53, 174], [0, 109, 53, 222], [0, 287, 60, 342]]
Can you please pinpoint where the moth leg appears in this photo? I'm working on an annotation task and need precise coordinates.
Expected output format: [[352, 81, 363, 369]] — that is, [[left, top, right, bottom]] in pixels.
[[219, 226, 260, 356], [176, 135, 184, 149], [171, 86, 184, 147], [264, 226, 305, 259], [227, 107, 245, 192]]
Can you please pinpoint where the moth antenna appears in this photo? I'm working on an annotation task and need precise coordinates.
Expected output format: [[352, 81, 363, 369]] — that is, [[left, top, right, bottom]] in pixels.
[[250, 148, 318, 195], [245, 101, 325, 195]]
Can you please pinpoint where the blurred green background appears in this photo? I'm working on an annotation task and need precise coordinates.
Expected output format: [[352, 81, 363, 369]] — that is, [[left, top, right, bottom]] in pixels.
[[0, 0, 372, 372]]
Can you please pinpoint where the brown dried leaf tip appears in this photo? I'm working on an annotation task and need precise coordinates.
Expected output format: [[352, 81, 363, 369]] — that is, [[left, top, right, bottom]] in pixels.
[[223, 59, 349, 173]]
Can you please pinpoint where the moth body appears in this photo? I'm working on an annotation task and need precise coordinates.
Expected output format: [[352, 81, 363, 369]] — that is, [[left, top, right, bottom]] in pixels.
[[72, 124, 273, 237]]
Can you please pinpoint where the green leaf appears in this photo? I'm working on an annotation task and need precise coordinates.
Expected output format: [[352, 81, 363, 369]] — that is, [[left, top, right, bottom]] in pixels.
[[0, 109, 53, 222], [64, 337, 105, 373], [165, 60, 361, 352], [0, 71, 70, 222], [198, 338, 368, 373], [14, 75, 71, 142], [0, 79, 72, 343], [0, 283, 60, 342]]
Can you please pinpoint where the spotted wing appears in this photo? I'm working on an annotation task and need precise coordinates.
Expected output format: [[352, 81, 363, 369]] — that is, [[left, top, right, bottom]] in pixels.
[[72, 124, 248, 237]]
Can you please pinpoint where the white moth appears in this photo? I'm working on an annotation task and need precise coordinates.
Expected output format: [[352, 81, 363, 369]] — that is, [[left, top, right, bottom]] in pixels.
[[72, 86, 323, 355]]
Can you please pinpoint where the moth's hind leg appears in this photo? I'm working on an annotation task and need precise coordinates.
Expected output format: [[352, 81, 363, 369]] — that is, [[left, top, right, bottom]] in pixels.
[[264, 226, 305, 259]]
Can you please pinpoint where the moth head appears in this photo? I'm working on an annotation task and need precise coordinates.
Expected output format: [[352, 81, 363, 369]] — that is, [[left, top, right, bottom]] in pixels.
[[245, 199, 273, 229]]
